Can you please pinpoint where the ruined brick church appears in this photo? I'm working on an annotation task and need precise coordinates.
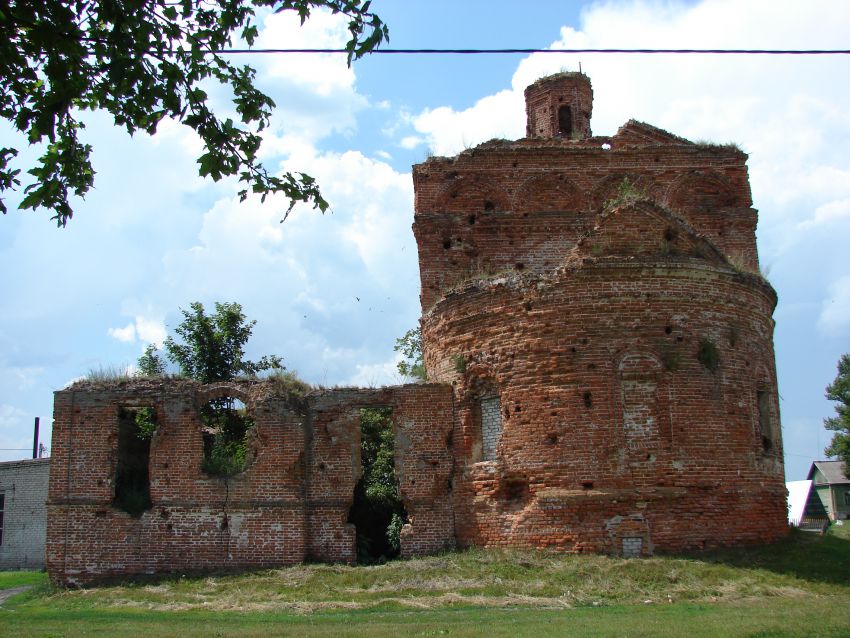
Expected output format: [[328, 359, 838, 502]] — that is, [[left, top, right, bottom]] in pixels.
[[46, 73, 788, 585]]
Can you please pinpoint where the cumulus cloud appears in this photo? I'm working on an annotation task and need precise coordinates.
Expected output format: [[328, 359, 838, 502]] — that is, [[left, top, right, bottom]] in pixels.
[[108, 323, 136, 343]]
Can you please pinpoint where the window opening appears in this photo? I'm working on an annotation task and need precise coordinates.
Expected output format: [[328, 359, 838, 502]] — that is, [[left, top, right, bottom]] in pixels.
[[756, 389, 773, 452], [0, 493, 4, 544], [844, 490, 850, 507], [201, 396, 254, 476], [480, 395, 502, 461], [113, 407, 156, 516], [347, 407, 408, 564], [558, 105, 572, 137]]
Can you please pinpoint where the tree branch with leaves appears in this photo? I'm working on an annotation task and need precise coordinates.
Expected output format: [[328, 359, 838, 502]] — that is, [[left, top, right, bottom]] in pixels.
[[0, 0, 388, 225]]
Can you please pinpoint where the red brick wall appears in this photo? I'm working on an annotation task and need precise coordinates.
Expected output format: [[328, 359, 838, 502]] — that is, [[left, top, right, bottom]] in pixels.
[[413, 139, 756, 310], [420, 229, 786, 553], [47, 381, 455, 585]]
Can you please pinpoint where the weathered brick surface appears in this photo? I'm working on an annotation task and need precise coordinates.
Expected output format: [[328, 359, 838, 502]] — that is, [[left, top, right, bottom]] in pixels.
[[47, 381, 455, 585], [0, 458, 50, 569], [47, 72, 787, 584], [415, 73, 786, 555]]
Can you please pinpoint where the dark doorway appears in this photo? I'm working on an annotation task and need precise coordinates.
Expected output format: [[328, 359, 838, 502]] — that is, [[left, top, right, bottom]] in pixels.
[[347, 407, 408, 563]]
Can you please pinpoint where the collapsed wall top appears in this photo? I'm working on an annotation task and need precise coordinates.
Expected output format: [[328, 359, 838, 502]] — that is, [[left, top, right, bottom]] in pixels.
[[525, 72, 593, 139]]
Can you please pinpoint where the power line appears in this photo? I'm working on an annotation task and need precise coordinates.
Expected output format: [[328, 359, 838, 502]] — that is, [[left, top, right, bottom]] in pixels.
[[215, 47, 850, 56]]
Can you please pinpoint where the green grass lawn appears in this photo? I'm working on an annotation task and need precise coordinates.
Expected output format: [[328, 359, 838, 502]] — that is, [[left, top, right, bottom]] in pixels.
[[2, 526, 849, 637]]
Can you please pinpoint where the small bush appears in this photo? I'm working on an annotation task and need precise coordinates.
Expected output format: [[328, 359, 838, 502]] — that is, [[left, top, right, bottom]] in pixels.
[[452, 354, 468, 374]]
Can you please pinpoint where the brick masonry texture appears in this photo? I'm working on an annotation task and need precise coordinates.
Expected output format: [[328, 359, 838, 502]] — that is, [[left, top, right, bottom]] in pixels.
[[47, 72, 787, 585], [0, 458, 50, 569]]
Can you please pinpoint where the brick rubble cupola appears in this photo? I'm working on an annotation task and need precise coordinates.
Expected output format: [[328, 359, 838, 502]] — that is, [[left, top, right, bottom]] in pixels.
[[524, 72, 593, 139]]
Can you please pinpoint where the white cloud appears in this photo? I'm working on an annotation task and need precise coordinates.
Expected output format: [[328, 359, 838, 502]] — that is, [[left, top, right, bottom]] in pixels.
[[347, 354, 405, 388], [818, 275, 850, 336], [798, 199, 850, 230], [412, 90, 524, 157], [135, 316, 167, 346], [108, 323, 136, 343], [399, 136, 423, 150]]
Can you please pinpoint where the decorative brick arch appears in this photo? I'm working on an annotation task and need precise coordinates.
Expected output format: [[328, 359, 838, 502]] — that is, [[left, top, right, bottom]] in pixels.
[[663, 170, 740, 212], [512, 174, 586, 213], [434, 176, 511, 214], [590, 173, 657, 211]]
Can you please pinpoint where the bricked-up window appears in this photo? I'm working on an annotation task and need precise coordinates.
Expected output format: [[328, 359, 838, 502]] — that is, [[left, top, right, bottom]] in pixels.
[[0, 493, 4, 545], [558, 105, 572, 137], [480, 396, 502, 461], [757, 389, 774, 452]]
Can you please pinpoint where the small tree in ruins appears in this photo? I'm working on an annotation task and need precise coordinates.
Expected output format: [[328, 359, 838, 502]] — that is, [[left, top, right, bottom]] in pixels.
[[824, 353, 850, 478], [139, 301, 283, 475]]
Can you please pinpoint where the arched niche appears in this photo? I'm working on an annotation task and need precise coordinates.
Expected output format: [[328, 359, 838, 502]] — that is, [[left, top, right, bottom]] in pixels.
[[513, 173, 586, 213]]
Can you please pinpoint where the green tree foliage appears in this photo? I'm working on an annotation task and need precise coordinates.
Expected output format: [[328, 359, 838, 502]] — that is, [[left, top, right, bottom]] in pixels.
[[348, 407, 406, 562], [394, 326, 426, 380], [824, 353, 850, 477], [137, 301, 282, 475], [0, 0, 388, 225], [162, 301, 283, 382], [137, 344, 166, 377]]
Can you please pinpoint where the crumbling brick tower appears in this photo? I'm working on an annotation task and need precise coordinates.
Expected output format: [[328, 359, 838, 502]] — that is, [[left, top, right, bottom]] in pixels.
[[413, 72, 788, 555]]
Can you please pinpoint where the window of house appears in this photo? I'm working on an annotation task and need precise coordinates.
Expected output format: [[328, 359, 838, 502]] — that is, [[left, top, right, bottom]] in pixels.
[[0, 493, 5, 545], [480, 396, 502, 461], [844, 490, 850, 506]]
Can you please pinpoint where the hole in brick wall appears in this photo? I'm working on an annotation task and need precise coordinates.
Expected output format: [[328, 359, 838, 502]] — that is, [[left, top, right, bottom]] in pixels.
[[522, 212, 529, 218], [159, 509, 169, 519], [442, 238, 452, 249], [201, 397, 255, 477], [582, 480, 594, 490], [445, 430, 453, 448], [347, 407, 407, 564], [558, 105, 572, 137], [588, 363, 596, 370], [514, 405, 522, 413], [500, 473, 529, 501], [697, 338, 720, 372], [524, 301, 533, 311], [583, 391, 593, 408], [484, 200, 495, 212], [757, 389, 774, 453], [468, 214, 476, 225], [663, 227, 677, 242], [515, 262, 525, 271], [571, 346, 577, 353], [113, 406, 155, 517], [220, 514, 229, 530], [546, 432, 558, 444], [512, 161, 518, 168], [664, 325, 673, 335]]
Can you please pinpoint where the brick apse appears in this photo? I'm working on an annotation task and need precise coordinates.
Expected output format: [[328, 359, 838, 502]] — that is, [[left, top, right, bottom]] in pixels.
[[47, 73, 787, 585]]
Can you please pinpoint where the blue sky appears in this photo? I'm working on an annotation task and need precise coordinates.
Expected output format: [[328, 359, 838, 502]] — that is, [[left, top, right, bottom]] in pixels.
[[1, 0, 848, 481]]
